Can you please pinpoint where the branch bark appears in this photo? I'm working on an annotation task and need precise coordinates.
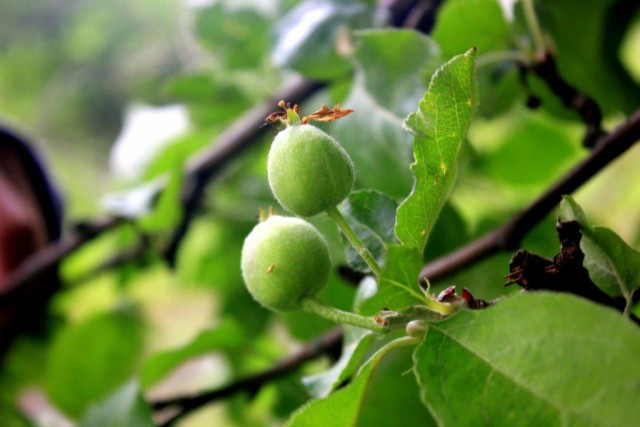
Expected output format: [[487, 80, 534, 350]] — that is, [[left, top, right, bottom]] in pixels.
[[151, 328, 343, 427], [0, 217, 120, 307], [529, 52, 605, 147], [420, 108, 640, 282]]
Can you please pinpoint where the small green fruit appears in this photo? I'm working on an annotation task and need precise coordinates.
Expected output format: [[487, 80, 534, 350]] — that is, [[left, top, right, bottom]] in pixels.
[[268, 124, 354, 216], [241, 215, 331, 312]]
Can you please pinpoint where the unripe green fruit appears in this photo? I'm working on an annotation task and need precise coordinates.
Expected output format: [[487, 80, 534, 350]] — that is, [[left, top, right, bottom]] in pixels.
[[268, 124, 354, 216], [241, 215, 331, 312]]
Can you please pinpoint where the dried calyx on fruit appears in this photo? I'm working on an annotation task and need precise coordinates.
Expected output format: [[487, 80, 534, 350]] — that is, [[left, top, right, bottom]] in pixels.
[[241, 214, 331, 312], [266, 101, 355, 217]]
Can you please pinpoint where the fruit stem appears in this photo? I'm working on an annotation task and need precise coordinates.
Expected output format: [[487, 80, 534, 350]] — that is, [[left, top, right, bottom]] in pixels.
[[286, 107, 302, 126], [301, 297, 388, 334], [325, 205, 383, 277]]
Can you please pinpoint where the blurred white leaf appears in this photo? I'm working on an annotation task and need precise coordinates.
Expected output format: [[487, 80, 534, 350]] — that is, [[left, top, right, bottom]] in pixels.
[[110, 104, 189, 181]]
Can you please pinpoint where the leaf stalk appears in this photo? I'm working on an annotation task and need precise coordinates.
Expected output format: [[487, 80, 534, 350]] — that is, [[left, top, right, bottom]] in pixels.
[[325, 205, 383, 277], [301, 297, 388, 334]]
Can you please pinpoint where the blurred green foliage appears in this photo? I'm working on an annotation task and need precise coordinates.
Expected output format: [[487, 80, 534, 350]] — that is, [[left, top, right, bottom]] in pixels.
[[1, 0, 639, 426]]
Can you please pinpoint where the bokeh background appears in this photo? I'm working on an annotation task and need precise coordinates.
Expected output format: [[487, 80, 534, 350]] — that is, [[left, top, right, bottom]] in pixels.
[[1, 0, 639, 425]]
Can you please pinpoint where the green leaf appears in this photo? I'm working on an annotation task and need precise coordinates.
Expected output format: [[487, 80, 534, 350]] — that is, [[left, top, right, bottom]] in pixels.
[[332, 83, 413, 198], [45, 307, 144, 418], [475, 63, 522, 118], [343, 221, 386, 273], [481, 112, 580, 187], [582, 228, 640, 298], [176, 218, 251, 292], [81, 380, 153, 427], [359, 244, 427, 316], [558, 195, 588, 224], [342, 190, 398, 244], [138, 160, 184, 233], [432, 0, 510, 58], [430, 0, 518, 118], [303, 326, 375, 398], [356, 346, 436, 427], [287, 337, 417, 426], [164, 74, 253, 127], [272, 1, 371, 80], [332, 29, 440, 198], [423, 203, 469, 262], [341, 190, 398, 272], [142, 131, 214, 180], [140, 318, 246, 390], [395, 48, 478, 253], [560, 196, 640, 303], [352, 29, 441, 116], [196, 3, 271, 70], [60, 224, 138, 282], [414, 292, 640, 426], [535, 0, 640, 115]]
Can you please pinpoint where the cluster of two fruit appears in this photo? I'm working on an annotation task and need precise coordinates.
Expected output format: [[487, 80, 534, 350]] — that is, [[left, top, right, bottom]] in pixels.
[[242, 122, 355, 313]]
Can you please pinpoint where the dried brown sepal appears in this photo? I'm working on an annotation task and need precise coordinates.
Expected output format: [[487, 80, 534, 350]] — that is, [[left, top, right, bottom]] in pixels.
[[265, 100, 301, 125], [302, 104, 354, 124], [265, 101, 354, 126], [373, 314, 386, 327], [258, 206, 275, 222]]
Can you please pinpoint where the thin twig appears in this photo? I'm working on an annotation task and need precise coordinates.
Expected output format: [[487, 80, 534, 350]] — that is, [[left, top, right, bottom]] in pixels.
[[152, 328, 343, 427], [420, 108, 640, 282]]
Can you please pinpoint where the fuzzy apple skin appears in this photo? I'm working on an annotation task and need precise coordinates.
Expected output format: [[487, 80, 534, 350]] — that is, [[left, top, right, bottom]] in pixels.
[[241, 215, 331, 312], [268, 124, 354, 217]]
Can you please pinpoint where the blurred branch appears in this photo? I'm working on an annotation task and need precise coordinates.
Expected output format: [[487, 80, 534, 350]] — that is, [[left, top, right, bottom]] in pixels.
[[151, 327, 343, 427], [0, 78, 324, 306], [0, 217, 120, 307], [420, 107, 640, 283], [66, 233, 151, 285]]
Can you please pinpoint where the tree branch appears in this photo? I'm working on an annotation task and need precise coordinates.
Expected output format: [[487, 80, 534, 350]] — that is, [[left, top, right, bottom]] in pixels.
[[151, 328, 343, 427], [420, 108, 640, 283], [529, 52, 605, 147], [0, 217, 120, 307]]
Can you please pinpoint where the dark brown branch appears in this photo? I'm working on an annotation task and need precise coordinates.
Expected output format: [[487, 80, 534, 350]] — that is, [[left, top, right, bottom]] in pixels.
[[420, 107, 640, 282], [151, 328, 343, 427], [529, 52, 605, 147], [0, 217, 120, 307]]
